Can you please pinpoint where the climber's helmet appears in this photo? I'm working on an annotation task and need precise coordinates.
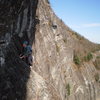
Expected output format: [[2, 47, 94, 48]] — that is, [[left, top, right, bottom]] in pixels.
[[23, 41, 28, 47]]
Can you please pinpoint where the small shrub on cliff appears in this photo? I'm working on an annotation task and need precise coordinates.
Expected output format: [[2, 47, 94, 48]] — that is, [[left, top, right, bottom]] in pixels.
[[87, 52, 93, 61], [84, 52, 93, 62], [66, 83, 70, 96], [94, 73, 99, 82], [74, 55, 81, 65]]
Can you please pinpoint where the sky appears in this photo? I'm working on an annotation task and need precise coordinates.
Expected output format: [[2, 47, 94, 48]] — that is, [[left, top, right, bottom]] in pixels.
[[49, 0, 100, 44]]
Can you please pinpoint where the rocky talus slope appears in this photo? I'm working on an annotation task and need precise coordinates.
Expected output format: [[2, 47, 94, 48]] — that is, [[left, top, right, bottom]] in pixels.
[[0, 0, 100, 100]]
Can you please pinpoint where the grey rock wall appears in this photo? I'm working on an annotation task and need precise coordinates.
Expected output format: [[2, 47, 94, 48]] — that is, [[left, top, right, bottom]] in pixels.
[[32, 0, 100, 100]]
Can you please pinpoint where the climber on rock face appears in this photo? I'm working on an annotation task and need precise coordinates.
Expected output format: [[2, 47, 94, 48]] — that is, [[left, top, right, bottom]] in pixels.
[[20, 41, 32, 65]]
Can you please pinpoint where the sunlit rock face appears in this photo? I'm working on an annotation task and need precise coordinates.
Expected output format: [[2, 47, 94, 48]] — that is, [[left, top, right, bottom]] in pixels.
[[0, 0, 100, 100]]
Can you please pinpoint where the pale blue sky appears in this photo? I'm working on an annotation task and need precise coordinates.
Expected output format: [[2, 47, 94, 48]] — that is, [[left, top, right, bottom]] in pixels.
[[50, 0, 100, 43]]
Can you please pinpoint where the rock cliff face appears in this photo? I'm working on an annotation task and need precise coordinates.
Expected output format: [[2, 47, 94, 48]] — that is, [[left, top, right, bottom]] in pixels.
[[0, 0, 100, 100]]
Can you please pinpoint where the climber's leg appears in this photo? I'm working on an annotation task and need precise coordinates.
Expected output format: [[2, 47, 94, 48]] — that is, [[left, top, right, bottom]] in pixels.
[[28, 55, 33, 65]]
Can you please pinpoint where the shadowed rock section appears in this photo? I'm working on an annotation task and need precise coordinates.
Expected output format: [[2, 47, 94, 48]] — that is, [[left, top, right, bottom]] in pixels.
[[0, 0, 100, 100], [0, 0, 38, 100]]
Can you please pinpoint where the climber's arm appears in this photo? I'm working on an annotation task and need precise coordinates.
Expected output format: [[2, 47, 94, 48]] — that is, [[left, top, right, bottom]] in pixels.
[[20, 54, 26, 59]]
